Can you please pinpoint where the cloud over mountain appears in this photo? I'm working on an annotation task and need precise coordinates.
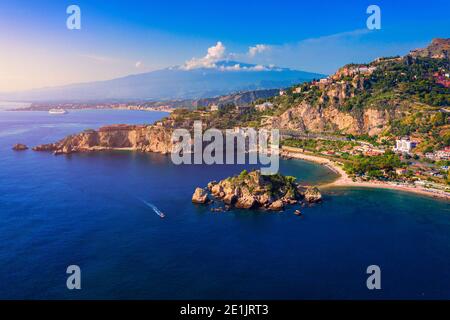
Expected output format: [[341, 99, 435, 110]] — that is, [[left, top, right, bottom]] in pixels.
[[248, 44, 271, 57], [182, 42, 226, 70]]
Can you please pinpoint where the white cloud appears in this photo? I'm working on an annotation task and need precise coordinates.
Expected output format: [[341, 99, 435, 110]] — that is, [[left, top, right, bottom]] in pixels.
[[182, 41, 226, 70], [248, 44, 270, 57], [181, 42, 279, 72], [78, 54, 119, 64]]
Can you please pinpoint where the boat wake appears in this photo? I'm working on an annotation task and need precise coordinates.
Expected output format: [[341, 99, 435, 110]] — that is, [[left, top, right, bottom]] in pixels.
[[139, 199, 166, 218]]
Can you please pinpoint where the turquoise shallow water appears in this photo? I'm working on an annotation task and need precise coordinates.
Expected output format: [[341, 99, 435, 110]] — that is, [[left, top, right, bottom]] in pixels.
[[0, 110, 449, 299]]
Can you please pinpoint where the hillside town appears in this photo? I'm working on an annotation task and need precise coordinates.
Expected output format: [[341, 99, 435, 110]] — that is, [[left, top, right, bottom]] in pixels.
[[194, 41, 450, 196]]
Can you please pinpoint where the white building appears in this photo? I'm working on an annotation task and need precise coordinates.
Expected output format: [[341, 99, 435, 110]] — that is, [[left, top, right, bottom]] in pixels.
[[394, 137, 417, 154], [210, 104, 220, 112], [279, 90, 286, 96], [319, 78, 331, 85], [436, 147, 450, 160], [255, 102, 274, 112]]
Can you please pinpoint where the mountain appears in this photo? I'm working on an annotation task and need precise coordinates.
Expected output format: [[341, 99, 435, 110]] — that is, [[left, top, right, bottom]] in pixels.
[[2, 61, 324, 102], [409, 38, 449, 59]]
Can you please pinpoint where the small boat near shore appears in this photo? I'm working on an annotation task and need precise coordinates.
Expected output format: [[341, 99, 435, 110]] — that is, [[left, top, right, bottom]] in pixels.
[[49, 108, 67, 115]]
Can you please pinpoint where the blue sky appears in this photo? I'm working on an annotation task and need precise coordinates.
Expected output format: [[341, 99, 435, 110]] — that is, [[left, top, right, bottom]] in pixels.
[[0, 0, 449, 91]]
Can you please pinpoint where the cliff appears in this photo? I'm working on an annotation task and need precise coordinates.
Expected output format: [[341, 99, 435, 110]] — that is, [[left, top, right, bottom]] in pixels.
[[262, 38, 449, 136], [409, 38, 450, 59], [269, 101, 400, 136], [33, 124, 174, 155]]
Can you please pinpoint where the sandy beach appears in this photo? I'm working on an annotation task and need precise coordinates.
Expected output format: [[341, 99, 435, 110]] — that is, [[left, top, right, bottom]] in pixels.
[[281, 146, 450, 201]]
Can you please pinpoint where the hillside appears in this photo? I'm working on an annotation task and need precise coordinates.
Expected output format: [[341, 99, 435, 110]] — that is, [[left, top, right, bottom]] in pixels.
[[162, 39, 449, 151]]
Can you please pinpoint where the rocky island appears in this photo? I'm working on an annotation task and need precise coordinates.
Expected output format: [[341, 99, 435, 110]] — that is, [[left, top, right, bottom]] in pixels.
[[12, 144, 28, 151], [192, 170, 322, 212]]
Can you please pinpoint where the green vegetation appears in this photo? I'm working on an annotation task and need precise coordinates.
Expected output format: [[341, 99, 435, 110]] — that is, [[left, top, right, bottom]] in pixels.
[[282, 138, 357, 152], [264, 173, 298, 198], [340, 57, 450, 113], [230, 170, 298, 198], [343, 150, 403, 179]]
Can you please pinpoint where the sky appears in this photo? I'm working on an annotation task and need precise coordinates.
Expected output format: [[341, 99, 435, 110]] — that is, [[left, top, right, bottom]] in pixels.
[[0, 0, 449, 92]]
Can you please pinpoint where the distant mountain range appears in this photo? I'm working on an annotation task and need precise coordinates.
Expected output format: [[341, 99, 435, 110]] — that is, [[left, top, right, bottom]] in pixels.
[[2, 61, 324, 102]]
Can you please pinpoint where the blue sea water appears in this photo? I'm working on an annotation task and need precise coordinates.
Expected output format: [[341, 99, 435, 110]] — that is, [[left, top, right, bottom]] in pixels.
[[0, 110, 449, 300]]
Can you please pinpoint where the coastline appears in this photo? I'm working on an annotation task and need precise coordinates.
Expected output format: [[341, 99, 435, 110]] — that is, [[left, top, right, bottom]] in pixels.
[[7, 107, 173, 113], [281, 147, 450, 201]]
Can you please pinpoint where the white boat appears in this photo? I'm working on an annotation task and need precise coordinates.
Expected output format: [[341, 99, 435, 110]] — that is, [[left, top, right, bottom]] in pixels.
[[49, 108, 67, 115]]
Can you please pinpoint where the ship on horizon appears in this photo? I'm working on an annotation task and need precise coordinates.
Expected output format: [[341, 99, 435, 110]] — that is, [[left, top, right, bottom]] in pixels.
[[48, 108, 67, 115]]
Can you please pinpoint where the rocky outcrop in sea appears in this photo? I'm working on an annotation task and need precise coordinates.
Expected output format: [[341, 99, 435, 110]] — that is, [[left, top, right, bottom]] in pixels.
[[12, 144, 28, 151], [193, 170, 322, 212]]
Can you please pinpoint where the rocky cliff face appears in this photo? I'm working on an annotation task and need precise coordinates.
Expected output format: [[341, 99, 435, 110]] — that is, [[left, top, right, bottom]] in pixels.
[[33, 124, 174, 155], [265, 64, 404, 136], [272, 102, 398, 136], [409, 38, 450, 59]]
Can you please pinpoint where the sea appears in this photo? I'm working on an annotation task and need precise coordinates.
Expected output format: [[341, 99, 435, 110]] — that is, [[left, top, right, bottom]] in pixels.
[[0, 109, 449, 299]]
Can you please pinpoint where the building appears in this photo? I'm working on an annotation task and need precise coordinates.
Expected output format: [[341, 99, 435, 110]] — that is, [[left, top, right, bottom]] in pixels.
[[425, 147, 450, 161], [255, 102, 274, 112], [425, 152, 436, 160], [210, 104, 220, 112], [279, 90, 286, 96], [354, 145, 385, 156], [293, 87, 302, 94], [435, 147, 450, 160], [365, 148, 385, 157], [394, 137, 417, 154]]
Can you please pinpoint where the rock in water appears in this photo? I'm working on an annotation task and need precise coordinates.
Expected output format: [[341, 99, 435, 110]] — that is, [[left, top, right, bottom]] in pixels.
[[235, 195, 257, 209], [192, 188, 209, 204], [304, 186, 322, 203], [268, 200, 284, 211], [12, 144, 28, 151]]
